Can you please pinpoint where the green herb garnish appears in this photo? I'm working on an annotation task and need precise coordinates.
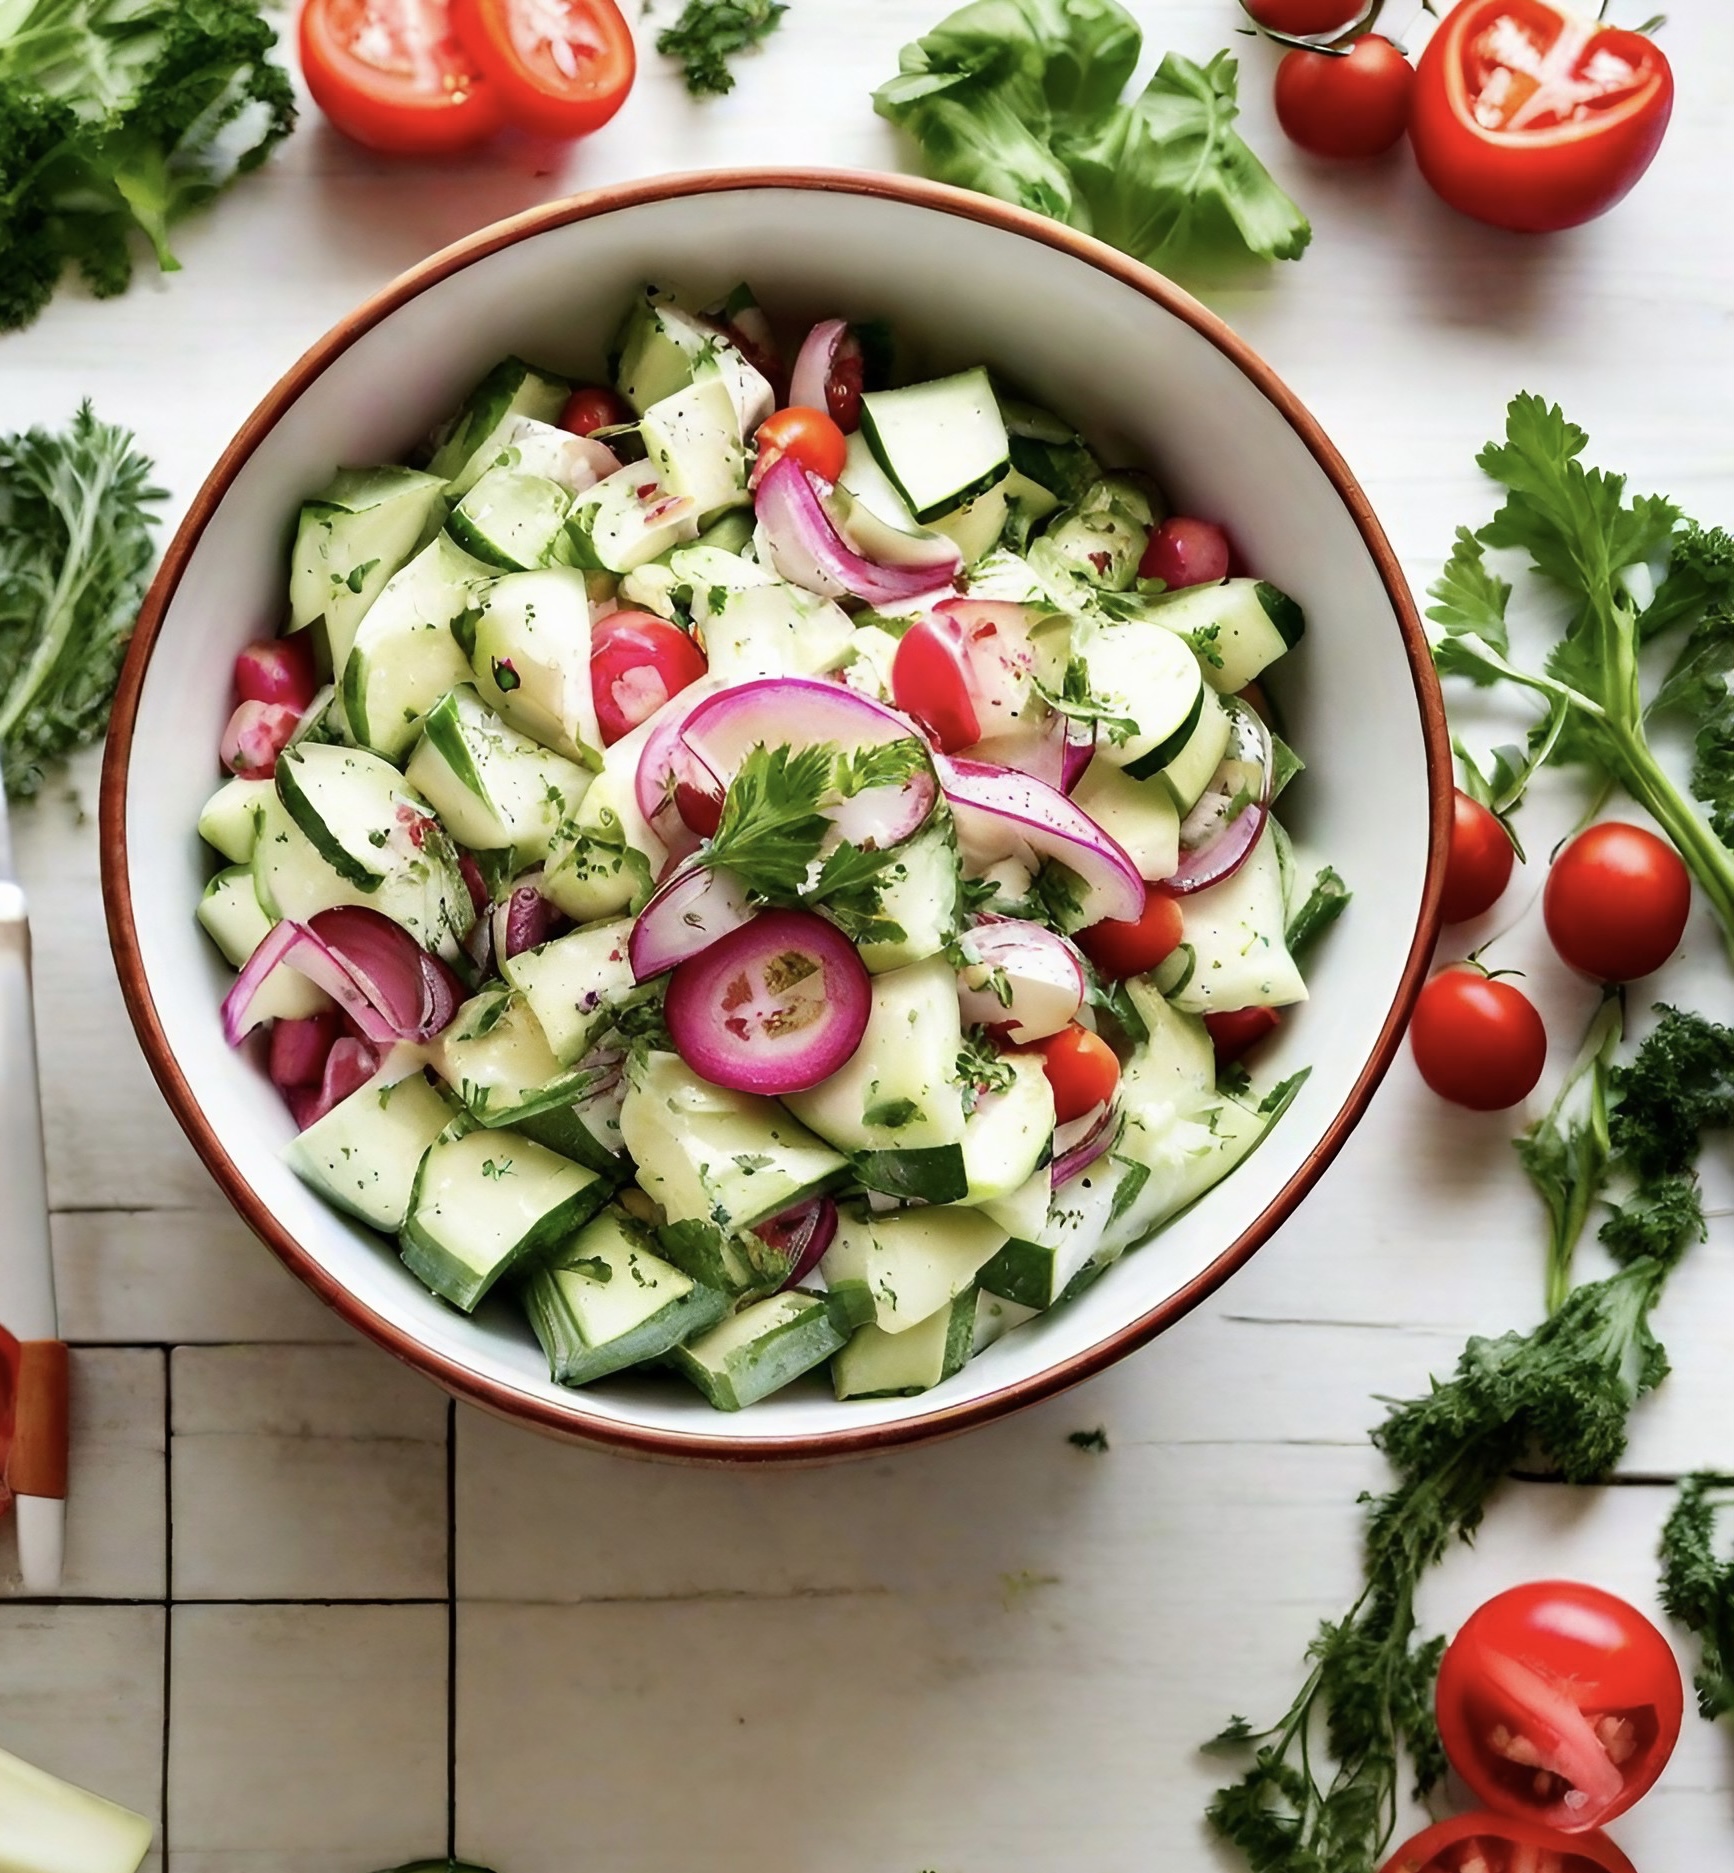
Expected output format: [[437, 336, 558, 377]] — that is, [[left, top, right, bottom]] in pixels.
[[657, 0, 787, 97]]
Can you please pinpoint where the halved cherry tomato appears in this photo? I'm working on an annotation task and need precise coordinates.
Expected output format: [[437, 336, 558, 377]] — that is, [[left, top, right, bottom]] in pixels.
[[1139, 516, 1230, 588], [1544, 822, 1689, 983], [300, 0, 502, 155], [1443, 789, 1517, 924], [1409, 966, 1546, 1110], [448, 0, 635, 140], [1275, 34, 1414, 160], [1205, 1005, 1281, 1066], [1409, 0, 1674, 231], [755, 406, 849, 485], [890, 614, 980, 753], [1382, 1810, 1637, 1873], [1243, 0, 1367, 35], [1037, 1025, 1120, 1124], [1076, 887, 1184, 979], [1436, 1580, 1683, 1833], [589, 611, 707, 746], [559, 385, 632, 436]]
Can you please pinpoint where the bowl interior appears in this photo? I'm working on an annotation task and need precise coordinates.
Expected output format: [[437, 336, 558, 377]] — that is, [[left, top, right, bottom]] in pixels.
[[117, 178, 1437, 1454]]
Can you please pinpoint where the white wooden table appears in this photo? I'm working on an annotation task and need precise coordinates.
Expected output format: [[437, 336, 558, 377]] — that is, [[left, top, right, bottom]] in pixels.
[[3, 4, 1732, 1868]]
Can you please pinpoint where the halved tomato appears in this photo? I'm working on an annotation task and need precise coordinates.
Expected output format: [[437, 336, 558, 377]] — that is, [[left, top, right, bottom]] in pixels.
[[1381, 1810, 1636, 1873], [449, 0, 635, 140], [300, 0, 502, 155]]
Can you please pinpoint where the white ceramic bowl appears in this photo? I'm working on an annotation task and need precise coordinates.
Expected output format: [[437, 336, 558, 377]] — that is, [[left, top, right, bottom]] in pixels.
[[103, 171, 1449, 1461]]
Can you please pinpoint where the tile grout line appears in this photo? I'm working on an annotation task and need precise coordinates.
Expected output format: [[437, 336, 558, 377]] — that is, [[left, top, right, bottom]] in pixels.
[[160, 1347, 173, 1873], [446, 1397, 458, 1863]]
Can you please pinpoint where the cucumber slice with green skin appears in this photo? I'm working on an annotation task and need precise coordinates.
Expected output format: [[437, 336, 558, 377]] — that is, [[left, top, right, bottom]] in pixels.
[[1107, 1091, 1280, 1254], [1029, 474, 1158, 593], [860, 368, 1010, 523], [564, 463, 700, 575], [668, 1290, 848, 1411], [286, 683, 352, 752], [1144, 578, 1305, 693], [499, 917, 636, 1066], [852, 812, 962, 975], [283, 1065, 456, 1234], [1157, 684, 1232, 815], [276, 742, 434, 891], [620, 1050, 850, 1238], [819, 1204, 1007, 1335], [540, 762, 660, 921], [197, 775, 273, 864], [677, 551, 855, 686], [447, 465, 573, 571], [978, 1163, 1053, 1240], [519, 1207, 729, 1387], [428, 357, 571, 494], [978, 1158, 1121, 1310], [1118, 981, 1217, 1112], [972, 1287, 1041, 1354], [1152, 819, 1308, 1015], [405, 687, 591, 861], [640, 372, 749, 524], [197, 865, 273, 969], [833, 1284, 978, 1399], [610, 288, 714, 413], [1069, 759, 1180, 883], [435, 987, 602, 1128], [287, 465, 449, 657], [960, 1051, 1055, 1204], [782, 956, 968, 1197], [514, 1081, 626, 1176], [928, 465, 1060, 566], [654, 1219, 795, 1300], [1071, 614, 1208, 781], [399, 1128, 606, 1313], [462, 566, 604, 768]]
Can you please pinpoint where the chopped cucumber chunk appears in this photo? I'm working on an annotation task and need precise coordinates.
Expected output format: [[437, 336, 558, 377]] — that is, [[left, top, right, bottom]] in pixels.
[[860, 367, 1010, 522], [669, 1290, 847, 1411], [833, 1285, 977, 1399], [499, 917, 636, 1066], [429, 357, 571, 494], [820, 1204, 1006, 1334], [284, 1062, 456, 1234]]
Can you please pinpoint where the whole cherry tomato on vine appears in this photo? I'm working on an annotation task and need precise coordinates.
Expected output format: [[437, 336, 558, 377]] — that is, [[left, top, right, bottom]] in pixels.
[[1275, 34, 1415, 160]]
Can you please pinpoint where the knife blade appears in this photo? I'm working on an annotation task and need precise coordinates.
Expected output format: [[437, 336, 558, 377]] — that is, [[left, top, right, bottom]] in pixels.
[[0, 770, 67, 1592]]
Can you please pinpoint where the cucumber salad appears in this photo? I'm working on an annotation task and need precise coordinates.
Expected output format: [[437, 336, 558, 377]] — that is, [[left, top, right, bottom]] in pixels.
[[194, 283, 1346, 1412]]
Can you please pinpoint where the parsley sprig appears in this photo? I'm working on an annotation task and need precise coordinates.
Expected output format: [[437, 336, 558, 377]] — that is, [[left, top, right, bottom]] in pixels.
[[1660, 1473, 1734, 1724], [657, 0, 787, 98]]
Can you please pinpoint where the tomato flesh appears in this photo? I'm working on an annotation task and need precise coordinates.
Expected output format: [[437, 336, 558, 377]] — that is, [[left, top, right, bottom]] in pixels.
[[1409, 966, 1546, 1110], [589, 611, 708, 746], [891, 615, 981, 753], [1205, 1005, 1281, 1067], [1543, 821, 1690, 983], [1381, 1810, 1637, 1873], [1443, 789, 1517, 924], [300, 0, 501, 154], [559, 385, 632, 436], [448, 0, 635, 140], [755, 406, 849, 485], [1409, 0, 1673, 231], [1076, 886, 1184, 979], [1435, 1580, 1683, 1834], [1037, 1025, 1120, 1124]]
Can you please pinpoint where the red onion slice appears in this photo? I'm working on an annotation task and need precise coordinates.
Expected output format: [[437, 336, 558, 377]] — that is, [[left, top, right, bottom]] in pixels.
[[268, 1012, 343, 1091], [629, 861, 754, 981], [755, 454, 960, 605], [1061, 718, 1096, 794], [1051, 1100, 1116, 1187], [1166, 699, 1275, 897], [286, 1037, 381, 1132], [788, 320, 849, 414], [937, 756, 1144, 927], [955, 920, 1085, 1044], [635, 684, 725, 860], [758, 1195, 841, 1288], [492, 883, 560, 963]]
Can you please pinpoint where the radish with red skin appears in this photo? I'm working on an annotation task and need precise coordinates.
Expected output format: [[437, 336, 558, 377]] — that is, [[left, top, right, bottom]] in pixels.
[[955, 919, 1085, 1043], [891, 613, 980, 752], [1140, 516, 1231, 588], [234, 636, 318, 711], [664, 909, 871, 1095], [221, 700, 300, 777]]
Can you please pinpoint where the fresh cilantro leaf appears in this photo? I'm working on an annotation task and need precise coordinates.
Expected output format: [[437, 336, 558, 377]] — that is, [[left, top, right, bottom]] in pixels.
[[1426, 525, 1513, 657], [1659, 1473, 1734, 1724], [955, 1026, 1015, 1112], [864, 1096, 921, 1130], [1216, 1062, 1252, 1098], [656, 0, 787, 97], [0, 0, 296, 332], [0, 405, 164, 798], [1031, 656, 1138, 745], [701, 741, 834, 898], [1284, 866, 1349, 961]]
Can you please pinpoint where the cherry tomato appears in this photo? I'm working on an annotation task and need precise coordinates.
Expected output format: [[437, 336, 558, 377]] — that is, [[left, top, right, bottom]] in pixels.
[[755, 406, 849, 485], [448, 0, 635, 141], [1275, 35, 1414, 160], [1037, 1025, 1120, 1124], [1205, 1005, 1282, 1066], [1436, 1581, 1683, 1833], [1443, 789, 1517, 924], [1242, 0, 1367, 35], [559, 385, 632, 436], [589, 611, 707, 746], [1542, 822, 1690, 984], [1381, 1810, 1637, 1873], [890, 614, 981, 753], [1139, 516, 1230, 588], [233, 636, 318, 713], [299, 0, 501, 155], [1409, 0, 1674, 233], [1410, 966, 1546, 1110], [823, 330, 867, 433], [1075, 886, 1185, 979]]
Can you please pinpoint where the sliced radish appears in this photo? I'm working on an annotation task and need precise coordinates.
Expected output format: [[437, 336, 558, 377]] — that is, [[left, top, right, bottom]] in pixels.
[[635, 681, 725, 859], [955, 919, 1085, 1044], [286, 1036, 380, 1132], [629, 861, 754, 981], [935, 598, 1051, 741], [1167, 698, 1274, 896], [221, 700, 299, 778], [937, 756, 1143, 927], [1051, 1100, 1116, 1186], [754, 453, 959, 605], [664, 909, 871, 1095], [757, 1195, 840, 1287], [891, 614, 980, 752], [235, 636, 318, 712]]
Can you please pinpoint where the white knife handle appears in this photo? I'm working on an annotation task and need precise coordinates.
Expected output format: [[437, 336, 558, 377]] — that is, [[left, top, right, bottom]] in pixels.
[[0, 883, 55, 1339], [14, 1495, 65, 1595]]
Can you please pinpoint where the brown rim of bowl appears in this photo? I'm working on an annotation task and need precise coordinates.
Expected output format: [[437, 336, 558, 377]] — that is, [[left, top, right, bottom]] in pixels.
[[100, 167, 1452, 1465]]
